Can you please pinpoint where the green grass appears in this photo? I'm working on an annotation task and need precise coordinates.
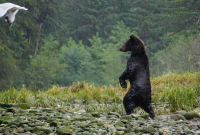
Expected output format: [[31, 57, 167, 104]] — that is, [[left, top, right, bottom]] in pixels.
[[0, 72, 200, 114], [151, 72, 200, 112]]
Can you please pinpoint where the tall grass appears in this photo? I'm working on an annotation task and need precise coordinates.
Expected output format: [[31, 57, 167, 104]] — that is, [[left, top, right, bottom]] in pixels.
[[0, 72, 199, 113], [152, 72, 200, 112], [0, 86, 29, 103]]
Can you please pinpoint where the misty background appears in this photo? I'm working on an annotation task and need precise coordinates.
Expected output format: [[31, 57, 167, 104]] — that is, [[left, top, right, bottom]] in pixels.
[[0, 0, 200, 90]]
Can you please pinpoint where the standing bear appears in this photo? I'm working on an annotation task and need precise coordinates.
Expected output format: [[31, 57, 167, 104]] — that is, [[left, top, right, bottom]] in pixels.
[[119, 34, 155, 118]]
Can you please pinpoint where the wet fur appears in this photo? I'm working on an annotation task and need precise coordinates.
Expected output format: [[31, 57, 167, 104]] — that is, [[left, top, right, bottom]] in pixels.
[[119, 34, 155, 118]]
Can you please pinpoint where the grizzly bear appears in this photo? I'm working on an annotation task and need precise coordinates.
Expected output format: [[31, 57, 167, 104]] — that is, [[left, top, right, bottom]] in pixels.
[[119, 34, 155, 118]]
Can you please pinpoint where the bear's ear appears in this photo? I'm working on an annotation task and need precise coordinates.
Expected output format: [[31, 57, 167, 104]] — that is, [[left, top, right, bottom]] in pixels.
[[130, 34, 135, 41]]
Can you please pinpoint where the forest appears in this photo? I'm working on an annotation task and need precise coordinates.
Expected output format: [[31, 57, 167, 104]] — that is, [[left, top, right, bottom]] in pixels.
[[0, 0, 200, 90]]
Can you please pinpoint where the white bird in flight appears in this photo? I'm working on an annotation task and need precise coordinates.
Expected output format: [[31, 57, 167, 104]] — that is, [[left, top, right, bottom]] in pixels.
[[0, 3, 28, 27]]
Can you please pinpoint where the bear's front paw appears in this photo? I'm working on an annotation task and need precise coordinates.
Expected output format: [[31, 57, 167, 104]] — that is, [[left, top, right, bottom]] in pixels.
[[120, 80, 127, 88]]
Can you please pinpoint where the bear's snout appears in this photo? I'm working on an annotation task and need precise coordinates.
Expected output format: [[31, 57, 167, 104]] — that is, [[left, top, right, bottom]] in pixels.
[[119, 46, 126, 52]]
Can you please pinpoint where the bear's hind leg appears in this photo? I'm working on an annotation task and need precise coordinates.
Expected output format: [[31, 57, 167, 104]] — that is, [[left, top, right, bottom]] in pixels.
[[123, 101, 136, 115], [141, 103, 155, 118], [123, 93, 136, 115]]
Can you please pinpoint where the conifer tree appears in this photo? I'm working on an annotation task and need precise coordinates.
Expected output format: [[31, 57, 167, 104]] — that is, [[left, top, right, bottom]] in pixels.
[[63, 0, 132, 45]]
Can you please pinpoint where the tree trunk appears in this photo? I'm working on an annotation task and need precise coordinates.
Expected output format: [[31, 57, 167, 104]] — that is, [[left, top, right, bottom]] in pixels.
[[35, 23, 43, 55]]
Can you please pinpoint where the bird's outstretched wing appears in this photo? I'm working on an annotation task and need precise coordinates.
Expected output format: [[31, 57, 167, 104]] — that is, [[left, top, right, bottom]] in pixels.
[[12, 5, 28, 11], [11, 6, 28, 16], [0, 3, 15, 18], [0, 3, 28, 18]]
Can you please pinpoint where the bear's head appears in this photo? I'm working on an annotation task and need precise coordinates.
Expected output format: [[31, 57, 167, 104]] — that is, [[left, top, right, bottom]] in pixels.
[[119, 34, 146, 54]]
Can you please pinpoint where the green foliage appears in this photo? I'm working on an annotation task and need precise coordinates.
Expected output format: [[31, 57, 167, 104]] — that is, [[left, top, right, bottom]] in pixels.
[[29, 35, 66, 89], [0, 0, 66, 90], [0, 42, 16, 90], [101, 21, 135, 85], [59, 39, 95, 86], [1, 0, 200, 90], [151, 35, 200, 76], [63, 0, 134, 45], [125, 0, 200, 56]]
